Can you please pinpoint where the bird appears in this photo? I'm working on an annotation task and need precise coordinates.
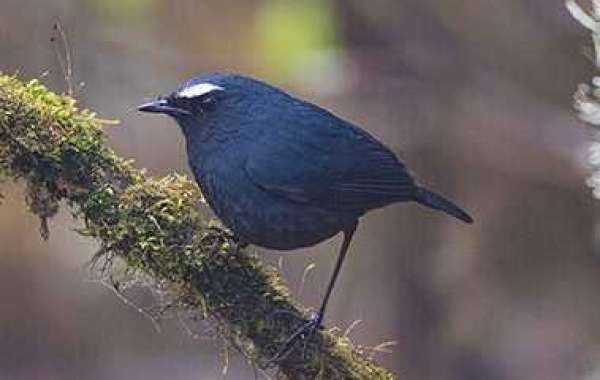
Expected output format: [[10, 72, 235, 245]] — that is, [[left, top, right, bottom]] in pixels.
[[138, 73, 472, 355]]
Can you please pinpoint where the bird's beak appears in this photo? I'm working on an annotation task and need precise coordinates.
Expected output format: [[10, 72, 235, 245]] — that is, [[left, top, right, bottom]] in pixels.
[[137, 99, 191, 116]]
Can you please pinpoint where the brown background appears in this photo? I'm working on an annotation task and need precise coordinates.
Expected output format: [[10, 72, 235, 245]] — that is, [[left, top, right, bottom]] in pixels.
[[0, 1, 597, 379]]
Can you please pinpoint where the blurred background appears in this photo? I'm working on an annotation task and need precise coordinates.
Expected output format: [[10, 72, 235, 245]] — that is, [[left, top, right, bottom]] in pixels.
[[0, 0, 598, 379]]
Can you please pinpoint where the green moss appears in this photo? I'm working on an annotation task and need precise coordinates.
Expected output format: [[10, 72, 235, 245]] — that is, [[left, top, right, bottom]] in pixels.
[[0, 74, 394, 380]]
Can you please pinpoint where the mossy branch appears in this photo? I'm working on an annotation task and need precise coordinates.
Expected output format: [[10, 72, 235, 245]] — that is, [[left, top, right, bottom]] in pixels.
[[0, 74, 394, 380]]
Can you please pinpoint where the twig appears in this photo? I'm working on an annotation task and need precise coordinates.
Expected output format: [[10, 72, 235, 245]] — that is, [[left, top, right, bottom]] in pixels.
[[50, 20, 74, 96], [298, 262, 316, 299], [90, 277, 163, 333]]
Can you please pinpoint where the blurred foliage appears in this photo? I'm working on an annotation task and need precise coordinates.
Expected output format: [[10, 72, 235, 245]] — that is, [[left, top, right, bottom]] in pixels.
[[253, 0, 339, 81], [85, 0, 153, 20]]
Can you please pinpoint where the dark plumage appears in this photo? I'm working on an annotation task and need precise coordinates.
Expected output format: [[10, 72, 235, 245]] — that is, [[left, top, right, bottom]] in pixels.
[[138, 73, 472, 349]]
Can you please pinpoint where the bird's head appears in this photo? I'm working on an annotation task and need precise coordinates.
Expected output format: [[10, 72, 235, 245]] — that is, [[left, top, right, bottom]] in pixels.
[[138, 73, 282, 134]]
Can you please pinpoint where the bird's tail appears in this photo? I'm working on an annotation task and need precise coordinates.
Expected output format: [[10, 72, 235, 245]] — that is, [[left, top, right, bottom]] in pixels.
[[413, 187, 473, 223]]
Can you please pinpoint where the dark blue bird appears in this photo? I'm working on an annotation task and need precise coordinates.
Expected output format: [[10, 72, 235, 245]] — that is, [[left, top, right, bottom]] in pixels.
[[138, 73, 472, 345]]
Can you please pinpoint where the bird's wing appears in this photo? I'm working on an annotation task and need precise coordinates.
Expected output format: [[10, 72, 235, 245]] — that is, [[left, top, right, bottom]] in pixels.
[[243, 104, 416, 211]]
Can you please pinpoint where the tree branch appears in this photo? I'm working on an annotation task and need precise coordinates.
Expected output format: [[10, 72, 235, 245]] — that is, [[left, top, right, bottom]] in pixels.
[[0, 74, 394, 379]]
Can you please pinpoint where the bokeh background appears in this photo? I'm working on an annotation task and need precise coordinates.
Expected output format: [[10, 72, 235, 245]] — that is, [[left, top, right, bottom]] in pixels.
[[0, 0, 598, 379]]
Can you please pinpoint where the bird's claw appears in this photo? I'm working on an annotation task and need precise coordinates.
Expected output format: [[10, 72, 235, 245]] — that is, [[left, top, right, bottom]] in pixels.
[[266, 311, 323, 366]]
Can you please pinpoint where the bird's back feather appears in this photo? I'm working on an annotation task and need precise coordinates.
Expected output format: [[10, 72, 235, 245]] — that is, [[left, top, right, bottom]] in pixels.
[[243, 97, 416, 212]]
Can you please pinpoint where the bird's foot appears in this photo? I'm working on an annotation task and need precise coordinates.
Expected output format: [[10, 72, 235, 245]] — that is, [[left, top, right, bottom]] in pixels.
[[230, 239, 248, 256], [266, 310, 323, 366]]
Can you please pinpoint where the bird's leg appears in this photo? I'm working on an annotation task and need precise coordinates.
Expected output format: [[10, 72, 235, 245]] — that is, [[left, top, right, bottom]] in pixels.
[[267, 223, 357, 364], [313, 222, 357, 327]]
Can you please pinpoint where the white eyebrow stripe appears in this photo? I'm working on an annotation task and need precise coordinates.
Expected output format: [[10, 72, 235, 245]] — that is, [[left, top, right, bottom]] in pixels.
[[177, 83, 224, 98]]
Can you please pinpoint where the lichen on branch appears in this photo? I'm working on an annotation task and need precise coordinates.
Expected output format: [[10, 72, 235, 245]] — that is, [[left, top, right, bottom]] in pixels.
[[0, 74, 394, 380]]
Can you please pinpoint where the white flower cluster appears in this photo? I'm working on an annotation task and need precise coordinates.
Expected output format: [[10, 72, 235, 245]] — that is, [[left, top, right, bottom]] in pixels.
[[568, 0, 600, 124], [575, 79, 600, 126], [567, 1, 600, 196], [586, 141, 600, 197]]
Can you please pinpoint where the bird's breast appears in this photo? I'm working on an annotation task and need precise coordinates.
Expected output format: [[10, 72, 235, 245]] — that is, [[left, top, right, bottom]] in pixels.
[[191, 159, 357, 251]]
